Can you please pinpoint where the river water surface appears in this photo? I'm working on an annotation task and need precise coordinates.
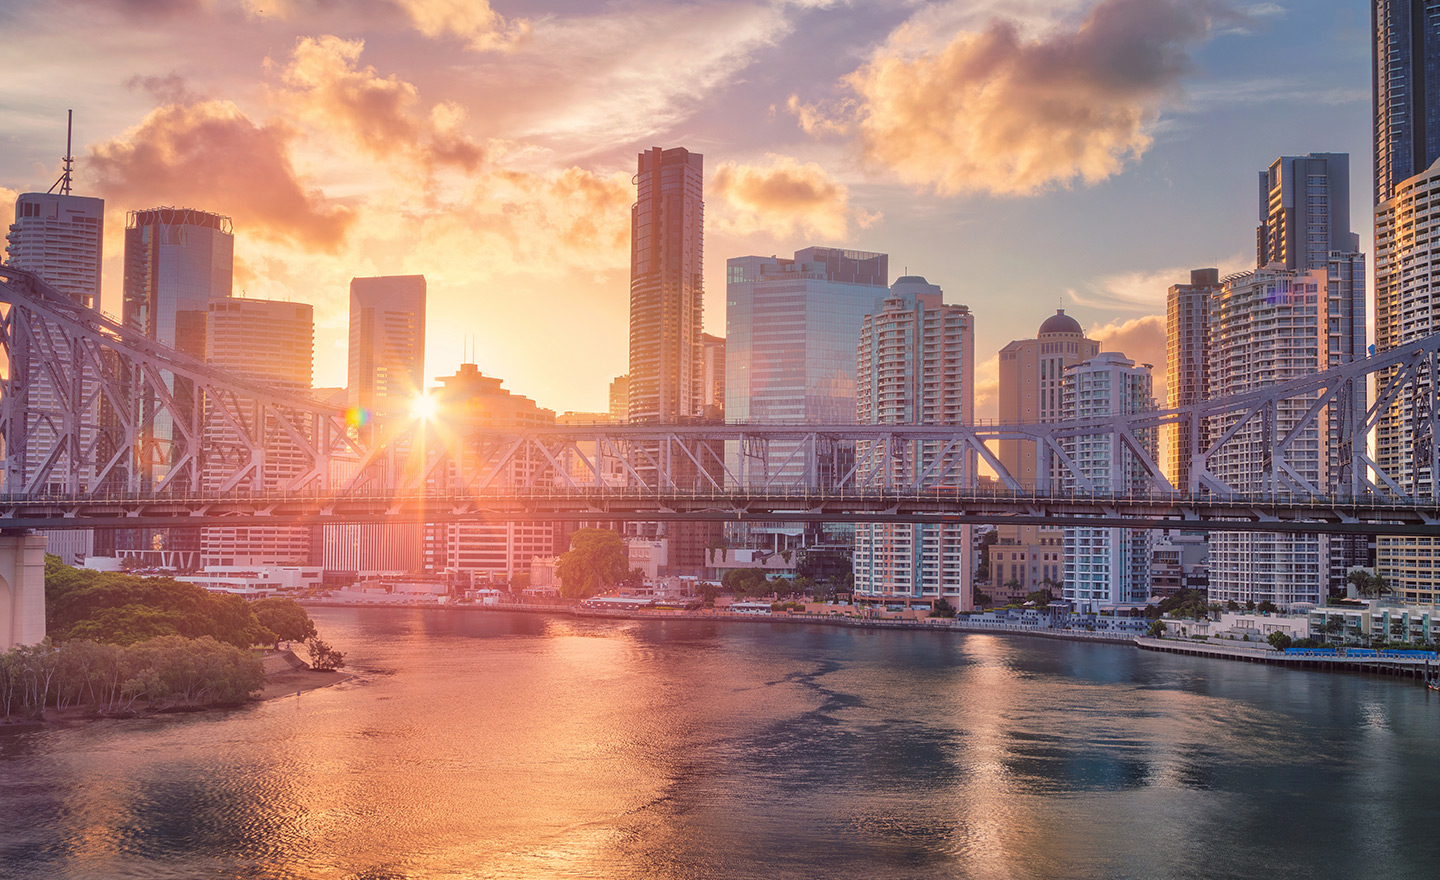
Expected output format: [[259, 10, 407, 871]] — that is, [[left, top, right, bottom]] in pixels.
[[3, 608, 1440, 879]]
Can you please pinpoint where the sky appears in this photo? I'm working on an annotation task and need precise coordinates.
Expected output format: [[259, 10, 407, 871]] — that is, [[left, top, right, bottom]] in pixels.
[[0, 0, 1374, 418]]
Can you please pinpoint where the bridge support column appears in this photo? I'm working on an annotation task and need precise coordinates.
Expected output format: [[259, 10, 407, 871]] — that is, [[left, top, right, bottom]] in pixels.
[[0, 531, 47, 652]]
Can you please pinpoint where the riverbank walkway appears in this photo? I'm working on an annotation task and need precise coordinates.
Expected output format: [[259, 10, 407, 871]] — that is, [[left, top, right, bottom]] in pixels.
[[1136, 637, 1436, 680]]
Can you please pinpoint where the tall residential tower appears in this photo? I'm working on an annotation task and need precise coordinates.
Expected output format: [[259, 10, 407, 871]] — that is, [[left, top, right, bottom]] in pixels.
[[853, 276, 975, 612]]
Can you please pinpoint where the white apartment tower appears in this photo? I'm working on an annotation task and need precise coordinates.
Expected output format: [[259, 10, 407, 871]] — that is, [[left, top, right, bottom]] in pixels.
[[1061, 353, 1156, 611], [1208, 268, 1334, 607], [853, 276, 974, 612], [201, 298, 316, 567]]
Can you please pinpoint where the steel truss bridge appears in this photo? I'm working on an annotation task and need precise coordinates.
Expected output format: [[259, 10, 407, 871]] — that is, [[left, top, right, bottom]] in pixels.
[[5, 264, 1440, 536]]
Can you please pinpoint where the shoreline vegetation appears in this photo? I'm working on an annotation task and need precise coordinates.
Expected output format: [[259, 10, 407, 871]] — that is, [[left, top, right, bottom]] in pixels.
[[1, 557, 349, 727]]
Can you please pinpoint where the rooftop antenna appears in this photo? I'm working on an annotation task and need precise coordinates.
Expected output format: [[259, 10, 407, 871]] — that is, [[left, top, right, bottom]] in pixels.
[[48, 110, 74, 196]]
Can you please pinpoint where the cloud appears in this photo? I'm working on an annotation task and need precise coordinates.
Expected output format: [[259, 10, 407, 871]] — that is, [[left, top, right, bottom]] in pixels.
[[1067, 256, 1248, 313], [711, 155, 874, 241], [86, 99, 353, 251], [276, 35, 485, 172], [801, 0, 1231, 196], [394, 0, 531, 52], [974, 352, 1001, 419], [1089, 314, 1169, 404]]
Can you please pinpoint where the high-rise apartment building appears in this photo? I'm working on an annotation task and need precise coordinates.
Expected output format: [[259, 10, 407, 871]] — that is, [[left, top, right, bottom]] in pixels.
[[853, 276, 974, 612], [1374, 1, 1440, 604], [201, 298, 316, 567], [5, 184, 105, 563], [1167, 269, 1219, 491], [1254, 155, 1369, 585], [628, 147, 704, 424], [1258, 153, 1360, 271], [423, 365, 558, 581], [1208, 268, 1335, 607], [989, 312, 1099, 605], [1373, 0, 1440, 205], [117, 207, 234, 569], [348, 275, 426, 421], [1375, 157, 1440, 603], [1061, 353, 1156, 611]]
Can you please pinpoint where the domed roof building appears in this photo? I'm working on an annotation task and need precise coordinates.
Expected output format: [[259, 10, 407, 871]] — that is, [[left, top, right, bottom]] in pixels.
[[1037, 309, 1083, 337]]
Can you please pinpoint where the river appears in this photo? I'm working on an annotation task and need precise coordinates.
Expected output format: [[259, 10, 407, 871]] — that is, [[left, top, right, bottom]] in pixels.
[[3, 607, 1439, 879]]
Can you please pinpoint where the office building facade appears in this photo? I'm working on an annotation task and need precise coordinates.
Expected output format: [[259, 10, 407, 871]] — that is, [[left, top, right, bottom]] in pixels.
[[5, 190, 105, 563], [628, 147, 704, 424], [201, 298, 317, 568], [348, 275, 427, 422], [853, 276, 974, 612], [1061, 353, 1156, 611], [724, 247, 889, 548], [117, 207, 234, 569]]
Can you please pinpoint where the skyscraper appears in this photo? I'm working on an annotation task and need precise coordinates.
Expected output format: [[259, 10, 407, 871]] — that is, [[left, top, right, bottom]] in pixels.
[[724, 247, 889, 551], [1374, 1, 1440, 604], [1061, 353, 1155, 611], [1257, 154, 1368, 586], [628, 147, 704, 424], [627, 147, 715, 573], [989, 312, 1099, 605], [117, 207, 234, 569], [1375, 156, 1440, 603], [328, 275, 428, 579], [4, 148, 105, 564], [348, 275, 427, 422], [1208, 268, 1335, 608], [201, 298, 316, 567], [1166, 269, 1218, 491], [701, 333, 725, 419], [6, 193, 103, 309], [1258, 153, 1359, 271], [1373, 0, 1440, 205], [853, 276, 974, 612]]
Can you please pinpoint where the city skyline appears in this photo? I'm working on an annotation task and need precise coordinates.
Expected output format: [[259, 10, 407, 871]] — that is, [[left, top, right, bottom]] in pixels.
[[0, 0, 1373, 417]]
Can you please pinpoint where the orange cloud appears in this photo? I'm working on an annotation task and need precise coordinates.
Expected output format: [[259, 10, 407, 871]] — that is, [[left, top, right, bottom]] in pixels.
[[711, 155, 873, 241], [86, 100, 353, 251], [1090, 314, 1168, 406], [809, 0, 1226, 196], [394, 0, 530, 52], [277, 35, 484, 172]]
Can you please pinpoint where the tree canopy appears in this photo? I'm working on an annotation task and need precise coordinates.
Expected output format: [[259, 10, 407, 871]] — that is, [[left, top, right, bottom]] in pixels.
[[251, 598, 318, 646], [555, 529, 629, 598], [45, 558, 269, 648]]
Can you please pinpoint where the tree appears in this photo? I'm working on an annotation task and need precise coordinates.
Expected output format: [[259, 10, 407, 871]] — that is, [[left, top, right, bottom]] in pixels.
[[1225, 600, 1240, 612], [1345, 569, 1372, 597], [555, 529, 629, 598], [1257, 600, 1279, 614], [1025, 587, 1056, 606], [930, 597, 956, 619], [251, 598, 318, 648], [1267, 631, 1293, 651], [722, 568, 768, 597], [973, 588, 993, 608], [1148, 620, 1166, 638], [306, 638, 347, 671]]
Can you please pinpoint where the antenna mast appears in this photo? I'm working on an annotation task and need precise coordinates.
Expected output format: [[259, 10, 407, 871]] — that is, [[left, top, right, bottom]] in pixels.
[[48, 109, 75, 196]]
